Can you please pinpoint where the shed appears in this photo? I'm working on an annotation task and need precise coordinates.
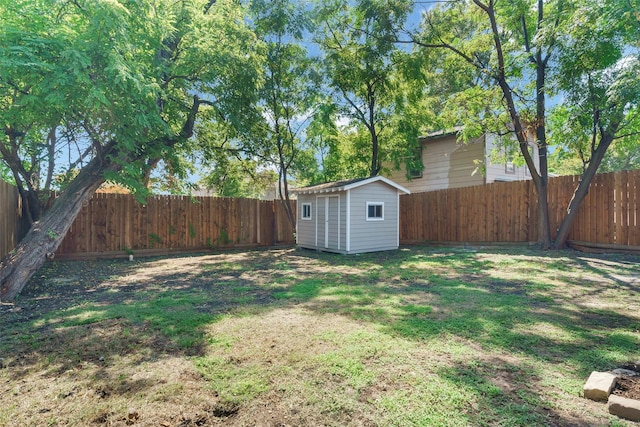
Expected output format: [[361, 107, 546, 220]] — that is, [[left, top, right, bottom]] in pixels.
[[294, 176, 410, 254]]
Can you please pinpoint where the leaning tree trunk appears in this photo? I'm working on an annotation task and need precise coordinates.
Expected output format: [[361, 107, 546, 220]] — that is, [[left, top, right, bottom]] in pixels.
[[0, 95, 201, 302], [0, 157, 110, 302], [553, 133, 614, 249]]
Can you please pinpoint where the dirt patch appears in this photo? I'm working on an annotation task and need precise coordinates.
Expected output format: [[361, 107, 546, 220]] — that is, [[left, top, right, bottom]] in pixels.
[[613, 376, 640, 400], [612, 363, 640, 400]]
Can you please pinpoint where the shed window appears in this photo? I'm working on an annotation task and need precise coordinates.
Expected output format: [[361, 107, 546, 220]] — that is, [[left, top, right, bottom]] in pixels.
[[366, 202, 384, 221], [301, 203, 312, 220]]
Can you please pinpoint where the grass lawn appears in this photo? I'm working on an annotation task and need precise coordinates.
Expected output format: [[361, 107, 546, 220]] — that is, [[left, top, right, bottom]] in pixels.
[[1, 245, 639, 426]]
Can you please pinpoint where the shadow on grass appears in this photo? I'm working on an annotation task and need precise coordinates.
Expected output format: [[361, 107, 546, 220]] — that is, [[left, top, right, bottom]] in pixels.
[[2, 246, 639, 425]]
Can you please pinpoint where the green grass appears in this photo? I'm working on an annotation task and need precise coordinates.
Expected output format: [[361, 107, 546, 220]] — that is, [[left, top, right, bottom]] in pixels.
[[193, 355, 269, 405], [2, 246, 639, 426]]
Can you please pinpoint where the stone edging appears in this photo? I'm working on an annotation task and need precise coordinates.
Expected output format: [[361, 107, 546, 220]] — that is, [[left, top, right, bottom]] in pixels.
[[584, 370, 640, 422]]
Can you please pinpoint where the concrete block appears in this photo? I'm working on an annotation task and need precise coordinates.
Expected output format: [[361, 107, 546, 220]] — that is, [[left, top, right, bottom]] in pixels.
[[584, 371, 617, 401], [608, 394, 640, 421]]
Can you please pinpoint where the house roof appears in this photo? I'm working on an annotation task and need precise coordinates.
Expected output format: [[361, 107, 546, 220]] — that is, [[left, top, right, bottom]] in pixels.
[[294, 176, 410, 195], [419, 126, 465, 142]]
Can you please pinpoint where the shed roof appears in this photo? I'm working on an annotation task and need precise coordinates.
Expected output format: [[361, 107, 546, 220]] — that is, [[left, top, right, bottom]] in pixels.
[[294, 176, 410, 195]]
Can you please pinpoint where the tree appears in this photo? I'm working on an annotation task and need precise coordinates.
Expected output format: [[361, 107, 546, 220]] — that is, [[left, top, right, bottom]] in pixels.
[[550, 0, 640, 247], [0, 0, 262, 301], [198, 151, 278, 199], [208, 0, 320, 230], [549, 120, 640, 176], [315, 0, 420, 178], [411, 0, 639, 248], [0, 0, 90, 224]]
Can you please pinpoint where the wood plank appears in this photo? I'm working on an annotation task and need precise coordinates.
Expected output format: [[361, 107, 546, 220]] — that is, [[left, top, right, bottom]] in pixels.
[[595, 174, 603, 243], [519, 180, 527, 241], [632, 170, 640, 246], [584, 177, 594, 243], [91, 193, 104, 253], [606, 173, 615, 244], [424, 192, 432, 241], [615, 171, 625, 245]]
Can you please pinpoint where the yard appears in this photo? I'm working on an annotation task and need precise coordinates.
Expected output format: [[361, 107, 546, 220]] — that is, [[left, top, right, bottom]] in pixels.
[[1, 245, 639, 426]]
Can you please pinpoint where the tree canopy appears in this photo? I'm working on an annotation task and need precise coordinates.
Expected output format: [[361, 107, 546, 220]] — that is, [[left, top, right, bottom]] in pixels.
[[314, 0, 424, 178], [0, 0, 263, 300]]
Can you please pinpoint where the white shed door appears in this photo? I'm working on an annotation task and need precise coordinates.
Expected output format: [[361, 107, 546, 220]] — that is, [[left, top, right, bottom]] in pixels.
[[316, 196, 340, 249]]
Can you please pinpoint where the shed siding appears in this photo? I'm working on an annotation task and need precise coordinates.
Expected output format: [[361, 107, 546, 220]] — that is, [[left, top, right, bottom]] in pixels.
[[296, 178, 405, 254], [348, 182, 399, 253], [317, 197, 327, 248], [296, 193, 347, 252], [327, 196, 340, 249], [340, 196, 347, 250], [296, 194, 316, 248]]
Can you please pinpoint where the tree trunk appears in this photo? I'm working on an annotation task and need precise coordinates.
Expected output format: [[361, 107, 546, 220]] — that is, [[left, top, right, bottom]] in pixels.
[[0, 156, 109, 302], [277, 169, 296, 234], [553, 133, 614, 249], [370, 127, 380, 177], [535, 178, 552, 249], [368, 98, 380, 177], [483, 0, 552, 248]]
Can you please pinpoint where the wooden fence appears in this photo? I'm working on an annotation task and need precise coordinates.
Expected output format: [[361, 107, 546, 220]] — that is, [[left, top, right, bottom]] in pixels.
[[55, 193, 296, 258], [400, 169, 640, 247], [0, 179, 28, 260], [2, 169, 638, 259]]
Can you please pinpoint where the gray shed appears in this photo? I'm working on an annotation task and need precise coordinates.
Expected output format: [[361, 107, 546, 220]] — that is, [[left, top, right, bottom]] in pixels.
[[294, 176, 410, 254]]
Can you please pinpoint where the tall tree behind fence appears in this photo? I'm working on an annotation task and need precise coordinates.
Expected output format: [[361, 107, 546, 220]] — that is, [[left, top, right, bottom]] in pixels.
[[400, 169, 640, 247], [0, 179, 28, 259], [55, 194, 296, 258]]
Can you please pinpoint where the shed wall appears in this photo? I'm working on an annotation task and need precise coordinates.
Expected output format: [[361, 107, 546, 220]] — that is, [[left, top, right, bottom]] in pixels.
[[296, 193, 347, 252], [296, 194, 316, 248], [347, 181, 399, 253]]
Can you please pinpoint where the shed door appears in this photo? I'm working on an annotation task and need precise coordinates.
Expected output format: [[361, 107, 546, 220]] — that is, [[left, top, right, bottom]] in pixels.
[[316, 196, 340, 249]]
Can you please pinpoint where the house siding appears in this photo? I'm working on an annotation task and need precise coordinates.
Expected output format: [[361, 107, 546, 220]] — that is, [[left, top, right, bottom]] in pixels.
[[386, 134, 485, 193], [484, 133, 539, 183], [347, 182, 399, 253], [446, 137, 485, 189], [386, 132, 538, 193]]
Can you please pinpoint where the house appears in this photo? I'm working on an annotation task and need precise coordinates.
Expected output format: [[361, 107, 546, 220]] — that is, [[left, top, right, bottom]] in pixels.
[[293, 176, 410, 254], [385, 130, 539, 194]]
